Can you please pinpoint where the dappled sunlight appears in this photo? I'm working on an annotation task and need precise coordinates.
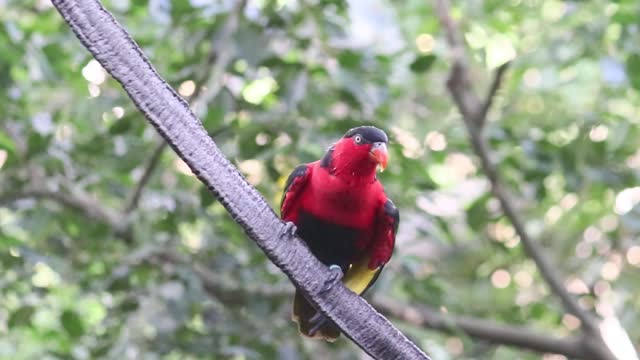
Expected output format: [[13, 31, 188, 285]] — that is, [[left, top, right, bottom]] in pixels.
[[31, 262, 61, 288], [88, 83, 100, 97], [0, 149, 7, 170], [485, 34, 516, 69], [600, 261, 621, 281], [626, 246, 640, 267], [415, 33, 434, 53], [238, 159, 265, 186], [565, 277, 589, 295], [543, 354, 567, 360], [513, 270, 532, 288], [112, 106, 125, 119], [424, 131, 447, 152], [599, 316, 639, 360], [491, 269, 511, 289], [82, 59, 106, 85], [391, 126, 423, 158], [589, 125, 609, 142], [614, 186, 640, 214], [174, 158, 194, 176], [561, 314, 580, 331], [178, 80, 196, 97], [179, 222, 204, 252]]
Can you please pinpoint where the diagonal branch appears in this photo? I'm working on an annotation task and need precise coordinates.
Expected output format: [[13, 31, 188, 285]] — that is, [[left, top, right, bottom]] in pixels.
[[434, 1, 624, 360], [50, 1, 431, 359], [124, 140, 166, 213], [477, 62, 510, 128], [434, 0, 598, 333]]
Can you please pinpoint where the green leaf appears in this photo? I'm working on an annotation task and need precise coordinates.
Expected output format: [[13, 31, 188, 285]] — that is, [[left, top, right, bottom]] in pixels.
[[0, 131, 16, 153], [338, 50, 362, 69], [467, 195, 490, 231], [200, 186, 216, 207], [60, 310, 84, 338], [409, 55, 436, 73], [8, 306, 35, 328], [0, 233, 22, 250], [109, 117, 132, 135], [626, 54, 640, 91]]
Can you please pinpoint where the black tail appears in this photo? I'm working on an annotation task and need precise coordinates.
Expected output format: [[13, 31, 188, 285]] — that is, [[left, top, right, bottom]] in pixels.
[[292, 290, 340, 341]]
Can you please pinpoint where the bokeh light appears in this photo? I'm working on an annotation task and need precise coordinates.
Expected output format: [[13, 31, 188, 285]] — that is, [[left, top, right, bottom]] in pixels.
[[491, 269, 511, 289]]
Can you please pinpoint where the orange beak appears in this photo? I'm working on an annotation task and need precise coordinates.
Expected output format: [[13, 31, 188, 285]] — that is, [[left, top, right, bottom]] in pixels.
[[370, 142, 388, 172]]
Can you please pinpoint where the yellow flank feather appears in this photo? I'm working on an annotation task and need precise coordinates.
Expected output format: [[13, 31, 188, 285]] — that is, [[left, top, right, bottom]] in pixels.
[[342, 256, 380, 295]]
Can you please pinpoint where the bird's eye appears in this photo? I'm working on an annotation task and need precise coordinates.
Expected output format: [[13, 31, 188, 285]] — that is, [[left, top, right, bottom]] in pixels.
[[354, 135, 362, 144]]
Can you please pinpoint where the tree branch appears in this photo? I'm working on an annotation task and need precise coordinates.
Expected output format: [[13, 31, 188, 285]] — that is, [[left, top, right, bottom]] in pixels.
[[124, 140, 166, 213], [374, 297, 594, 359], [477, 62, 510, 128], [149, 250, 292, 304], [435, 0, 597, 332], [434, 1, 621, 359], [144, 248, 602, 360], [50, 1, 431, 359], [0, 186, 128, 234]]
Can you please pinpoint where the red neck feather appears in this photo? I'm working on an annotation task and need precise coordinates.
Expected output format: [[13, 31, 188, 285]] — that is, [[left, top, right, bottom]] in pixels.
[[329, 138, 377, 183]]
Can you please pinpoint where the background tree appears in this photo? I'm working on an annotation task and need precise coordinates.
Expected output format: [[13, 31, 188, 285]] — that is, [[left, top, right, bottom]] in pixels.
[[0, 0, 639, 359]]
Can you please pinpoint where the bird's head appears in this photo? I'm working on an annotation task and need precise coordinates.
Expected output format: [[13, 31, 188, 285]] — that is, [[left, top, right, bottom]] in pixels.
[[327, 126, 389, 178]]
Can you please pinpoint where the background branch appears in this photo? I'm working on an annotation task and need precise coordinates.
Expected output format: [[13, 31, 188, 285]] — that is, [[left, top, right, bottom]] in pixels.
[[375, 297, 592, 359], [434, 1, 623, 359], [477, 62, 510, 128], [0, 186, 127, 233], [124, 140, 166, 213], [142, 247, 602, 359], [435, 0, 596, 332], [2, 165, 608, 359]]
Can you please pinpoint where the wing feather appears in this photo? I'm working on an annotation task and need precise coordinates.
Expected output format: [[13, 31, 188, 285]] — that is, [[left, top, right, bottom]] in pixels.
[[343, 198, 399, 295], [280, 164, 310, 219]]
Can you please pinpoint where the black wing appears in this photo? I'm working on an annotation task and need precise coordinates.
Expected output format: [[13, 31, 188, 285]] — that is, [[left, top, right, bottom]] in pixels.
[[280, 164, 309, 217]]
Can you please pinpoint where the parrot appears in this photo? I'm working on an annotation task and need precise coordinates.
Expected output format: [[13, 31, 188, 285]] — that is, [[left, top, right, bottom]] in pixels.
[[280, 126, 399, 341]]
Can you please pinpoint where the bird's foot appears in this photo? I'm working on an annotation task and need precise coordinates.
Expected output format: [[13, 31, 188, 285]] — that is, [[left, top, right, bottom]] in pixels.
[[279, 221, 297, 240], [321, 264, 343, 293], [308, 311, 330, 336]]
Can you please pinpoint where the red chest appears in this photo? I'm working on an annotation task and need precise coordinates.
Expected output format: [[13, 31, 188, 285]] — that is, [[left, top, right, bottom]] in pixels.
[[298, 167, 382, 230]]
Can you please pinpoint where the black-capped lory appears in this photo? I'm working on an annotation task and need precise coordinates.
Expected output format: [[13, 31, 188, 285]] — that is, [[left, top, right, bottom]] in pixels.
[[280, 126, 399, 341]]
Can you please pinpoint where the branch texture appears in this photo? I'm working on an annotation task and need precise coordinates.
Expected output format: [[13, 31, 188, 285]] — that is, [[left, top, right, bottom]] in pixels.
[[50, 1, 430, 359]]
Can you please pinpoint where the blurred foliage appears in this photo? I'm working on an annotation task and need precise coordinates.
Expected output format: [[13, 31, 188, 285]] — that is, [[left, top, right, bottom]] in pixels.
[[1, 0, 639, 359]]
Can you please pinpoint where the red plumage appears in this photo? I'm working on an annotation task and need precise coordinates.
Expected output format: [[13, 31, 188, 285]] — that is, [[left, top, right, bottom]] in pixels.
[[280, 126, 399, 341]]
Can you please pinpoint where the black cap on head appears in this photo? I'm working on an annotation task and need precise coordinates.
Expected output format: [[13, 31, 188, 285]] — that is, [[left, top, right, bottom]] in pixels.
[[344, 126, 388, 144]]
